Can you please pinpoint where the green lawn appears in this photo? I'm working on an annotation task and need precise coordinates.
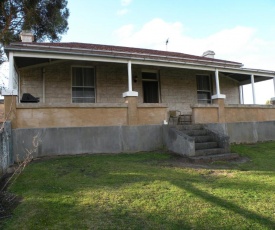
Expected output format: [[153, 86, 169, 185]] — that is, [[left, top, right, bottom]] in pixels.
[[2, 142, 275, 229]]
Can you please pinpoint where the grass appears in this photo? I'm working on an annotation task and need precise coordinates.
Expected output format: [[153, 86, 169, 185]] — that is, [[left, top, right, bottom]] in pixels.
[[2, 142, 275, 229]]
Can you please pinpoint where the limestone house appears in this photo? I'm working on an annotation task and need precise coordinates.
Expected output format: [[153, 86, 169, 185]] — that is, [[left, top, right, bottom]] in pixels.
[[2, 31, 275, 160], [3, 32, 275, 128]]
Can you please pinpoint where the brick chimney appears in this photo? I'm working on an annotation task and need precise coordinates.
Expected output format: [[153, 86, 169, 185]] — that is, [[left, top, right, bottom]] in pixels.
[[20, 30, 34, 42], [202, 50, 215, 58]]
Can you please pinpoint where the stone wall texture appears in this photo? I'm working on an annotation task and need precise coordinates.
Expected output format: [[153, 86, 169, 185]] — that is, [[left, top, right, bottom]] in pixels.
[[0, 103, 4, 122]]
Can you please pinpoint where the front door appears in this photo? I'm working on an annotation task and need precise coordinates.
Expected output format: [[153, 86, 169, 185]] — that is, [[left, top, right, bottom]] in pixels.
[[142, 72, 159, 103]]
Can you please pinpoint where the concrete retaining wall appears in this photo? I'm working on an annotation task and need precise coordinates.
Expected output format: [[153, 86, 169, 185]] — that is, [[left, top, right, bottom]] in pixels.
[[205, 121, 275, 144], [13, 125, 164, 161], [11, 121, 275, 162]]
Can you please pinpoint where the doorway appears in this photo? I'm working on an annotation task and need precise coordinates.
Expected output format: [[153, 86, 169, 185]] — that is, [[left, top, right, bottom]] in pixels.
[[142, 72, 159, 103]]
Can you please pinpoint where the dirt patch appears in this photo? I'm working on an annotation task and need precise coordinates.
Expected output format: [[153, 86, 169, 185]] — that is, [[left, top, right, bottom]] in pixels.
[[165, 156, 213, 169], [163, 153, 250, 169]]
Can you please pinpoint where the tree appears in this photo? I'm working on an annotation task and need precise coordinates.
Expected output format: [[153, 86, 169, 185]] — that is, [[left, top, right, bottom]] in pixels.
[[0, 0, 69, 63]]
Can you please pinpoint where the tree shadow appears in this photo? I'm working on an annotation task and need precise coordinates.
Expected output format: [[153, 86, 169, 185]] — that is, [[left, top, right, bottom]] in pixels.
[[7, 153, 275, 229], [170, 179, 275, 229]]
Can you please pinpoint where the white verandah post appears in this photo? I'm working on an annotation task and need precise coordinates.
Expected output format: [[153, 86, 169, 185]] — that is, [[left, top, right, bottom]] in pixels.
[[251, 74, 256, 104], [211, 69, 226, 123], [271, 77, 275, 105], [239, 85, 244, 104], [3, 51, 18, 96], [215, 69, 220, 95], [211, 68, 226, 100], [128, 60, 133, 92], [122, 60, 138, 125], [123, 60, 138, 98], [8, 52, 14, 90]]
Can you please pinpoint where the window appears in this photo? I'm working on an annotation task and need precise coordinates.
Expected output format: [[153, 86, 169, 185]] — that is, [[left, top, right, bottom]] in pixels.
[[72, 67, 95, 103], [196, 75, 212, 104], [142, 72, 159, 103]]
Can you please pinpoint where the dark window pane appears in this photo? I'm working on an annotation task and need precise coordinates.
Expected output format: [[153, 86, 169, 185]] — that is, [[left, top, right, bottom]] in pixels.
[[197, 75, 210, 90], [197, 92, 210, 100], [143, 81, 159, 103], [83, 88, 95, 97], [83, 97, 95, 103], [142, 72, 158, 80], [72, 87, 83, 97], [84, 75, 94, 87], [72, 68, 83, 86], [83, 68, 94, 86]]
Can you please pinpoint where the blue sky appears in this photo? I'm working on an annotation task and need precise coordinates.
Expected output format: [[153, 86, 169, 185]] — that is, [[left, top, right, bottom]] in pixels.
[[61, 1, 275, 104], [63, 0, 275, 44]]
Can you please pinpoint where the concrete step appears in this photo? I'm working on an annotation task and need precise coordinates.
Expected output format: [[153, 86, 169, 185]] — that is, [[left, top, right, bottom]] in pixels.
[[195, 148, 227, 156], [194, 135, 214, 143], [195, 142, 218, 150], [177, 124, 204, 131], [189, 153, 239, 163], [182, 129, 208, 136]]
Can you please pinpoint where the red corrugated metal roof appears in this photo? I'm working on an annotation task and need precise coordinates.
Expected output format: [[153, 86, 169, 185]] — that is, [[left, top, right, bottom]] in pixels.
[[8, 42, 243, 67]]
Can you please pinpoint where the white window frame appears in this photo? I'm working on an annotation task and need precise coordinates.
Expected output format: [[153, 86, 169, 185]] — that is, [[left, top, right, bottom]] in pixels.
[[71, 66, 96, 103], [196, 74, 212, 104]]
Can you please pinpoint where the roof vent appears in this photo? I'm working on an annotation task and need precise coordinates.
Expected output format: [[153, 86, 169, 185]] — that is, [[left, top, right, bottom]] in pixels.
[[202, 50, 215, 58], [20, 30, 34, 42]]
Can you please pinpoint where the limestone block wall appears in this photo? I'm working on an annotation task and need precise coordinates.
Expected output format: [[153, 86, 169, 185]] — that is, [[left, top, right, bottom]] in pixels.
[[192, 103, 275, 124], [20, 68, 43, 100], [44, 62, 71, 103], [16, 104, 128, 128], [160, 68, 198, 113], [96, 63, 128, 103], [219, 74, 240, 104], [19, 61, 240, 113], [0, 103, 4, 122]]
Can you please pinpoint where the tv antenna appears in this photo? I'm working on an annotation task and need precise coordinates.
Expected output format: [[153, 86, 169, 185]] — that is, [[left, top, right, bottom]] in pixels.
[[166, 38, 169, 51]]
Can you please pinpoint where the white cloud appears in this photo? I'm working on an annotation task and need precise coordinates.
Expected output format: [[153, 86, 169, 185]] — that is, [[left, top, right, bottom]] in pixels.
[[117, 0, 132, 16], [114, 18, 184, 51], [117, 9, 129, 16], [114, 18, 275, 70], [121, 0, 132, 6], [113, 18, 275, 103]]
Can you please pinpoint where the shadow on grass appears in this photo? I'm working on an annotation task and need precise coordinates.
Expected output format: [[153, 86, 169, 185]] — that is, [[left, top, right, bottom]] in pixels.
[[171, 180, 275, 229], [3, 193, 194, 230], [106, 167, 275, 229], [5, 151, 275, 229]]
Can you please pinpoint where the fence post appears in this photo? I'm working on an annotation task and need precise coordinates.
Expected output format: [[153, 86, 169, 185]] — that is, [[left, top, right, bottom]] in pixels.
[[0, 121, 13, 174]]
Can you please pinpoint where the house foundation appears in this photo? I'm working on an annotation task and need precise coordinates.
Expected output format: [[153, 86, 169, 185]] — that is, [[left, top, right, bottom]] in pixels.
[[11, 120, 275, 162]]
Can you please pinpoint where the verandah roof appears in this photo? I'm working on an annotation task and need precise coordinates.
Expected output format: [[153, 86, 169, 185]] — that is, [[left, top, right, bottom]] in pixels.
[[4, 42, 275, 84]]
